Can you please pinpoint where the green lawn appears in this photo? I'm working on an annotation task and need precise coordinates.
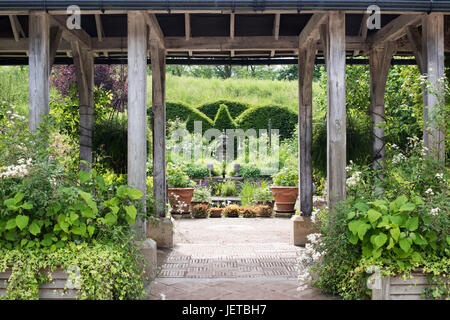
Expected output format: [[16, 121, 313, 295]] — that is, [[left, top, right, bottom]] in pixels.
[[0, 66, 323, 117]]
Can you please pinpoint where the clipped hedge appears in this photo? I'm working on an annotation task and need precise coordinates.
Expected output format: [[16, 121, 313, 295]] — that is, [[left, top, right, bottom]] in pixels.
[[236, 104, 297, 140], [213, 104, 236, 131], [197, 100, 252, 120], [147, 101, 213, 133]]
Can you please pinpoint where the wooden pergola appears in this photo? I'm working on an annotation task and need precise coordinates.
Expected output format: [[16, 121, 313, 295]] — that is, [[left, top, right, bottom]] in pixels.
[[0, 1, 448, 246]]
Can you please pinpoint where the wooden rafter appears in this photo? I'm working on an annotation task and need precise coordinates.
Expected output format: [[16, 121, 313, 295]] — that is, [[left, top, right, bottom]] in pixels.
[[185, 13, 190, 41], [51, 15, 92, 49], [145, 13, 165, 48], [367, 14, 424, 48], [354, 13, 369, 56], [299, 13, 328, 50], [8, 15, 25, 42], [406, 26, 425, 73], [273, 13, 280, 40], [95, 14, 104, 42], [49, 26, 63, 68], [230, 13, 235, 39]]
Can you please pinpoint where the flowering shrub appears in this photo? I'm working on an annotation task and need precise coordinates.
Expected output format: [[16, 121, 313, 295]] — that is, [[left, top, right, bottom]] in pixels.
[[300, 138, 449, 299], [167, 163, 194, 188]]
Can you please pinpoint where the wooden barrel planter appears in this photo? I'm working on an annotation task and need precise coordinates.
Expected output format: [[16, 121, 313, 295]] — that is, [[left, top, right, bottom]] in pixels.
[[367, 269, 449, 300], [0, 268, 80, 300]]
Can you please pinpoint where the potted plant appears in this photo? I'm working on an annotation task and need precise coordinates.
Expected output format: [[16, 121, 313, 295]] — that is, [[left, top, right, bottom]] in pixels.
[[251, 186, 274, 209], [255, 205, 273, 217], [167, 163, 195, 215], [208, 204, 223, 218], [240, 206, 257, 218], [223, 204, 240, 217], [191, 204, 209, 219], [271, 167, 298, 215], [191, 186, 211, 209]]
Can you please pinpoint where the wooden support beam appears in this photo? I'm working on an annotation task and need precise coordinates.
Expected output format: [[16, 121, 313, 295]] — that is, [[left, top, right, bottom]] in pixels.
[[28, 12, 50, 134], [49, 26, 63, 69], [299, 13, 328, 50], [185, 13, 190, 41], [368, 14, 424, 48], [145, 13, 165, 48], [230, 13, 235, 39], [406, 26, 425, 73], [354, 13, 369, 56], [324, 11, 346, 209], [298, 39, 316, 216], [9, 15, 25, 42], [128, 11, 148, 238], [151, 39, 167, 218], [273, 13, 280, 40], [51, 15, 92, 49], [369, 44, 396, 171], [95, 14, 104, 42], [422, 13, 446, 162], [71, 40, 94, 172]]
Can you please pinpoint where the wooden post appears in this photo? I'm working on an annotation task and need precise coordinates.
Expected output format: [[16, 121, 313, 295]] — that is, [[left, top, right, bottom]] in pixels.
[[28, 11, 50, 133], [298, 40, 316, 216], [128, 11, 148, 238], [324, 11, 346, 209], [369, 45, 396, 170], [422, 13, 446, 162], [71, 41, 94, 171], [151, 39, 167, 218]]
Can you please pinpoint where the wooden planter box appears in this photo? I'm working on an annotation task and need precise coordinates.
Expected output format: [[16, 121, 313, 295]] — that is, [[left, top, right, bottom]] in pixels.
[[368, 269, 448, 300], [0, 268, 80, 300]]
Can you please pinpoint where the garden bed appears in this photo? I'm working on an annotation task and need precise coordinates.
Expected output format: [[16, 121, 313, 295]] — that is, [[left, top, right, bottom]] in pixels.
[[0, 268, 79, 300], [369, 269, 449, 300]]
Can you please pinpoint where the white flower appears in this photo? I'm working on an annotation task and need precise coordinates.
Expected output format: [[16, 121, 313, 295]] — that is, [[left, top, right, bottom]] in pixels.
[[391, 144, 399, 150], [346, 171, 361, 187], [435, 173, 444, 180], [392, 153, 406, 164], [425, 188, 434, 195], [430, 208, 440, 216], [345, 166, 352, 172]]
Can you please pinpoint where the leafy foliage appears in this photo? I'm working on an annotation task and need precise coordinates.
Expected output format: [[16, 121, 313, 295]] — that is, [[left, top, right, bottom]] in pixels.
[[238, 163, 262, 178], [166, 163, 193, 188], [272, 167, 298, 187], [185, 163, 210, 179]]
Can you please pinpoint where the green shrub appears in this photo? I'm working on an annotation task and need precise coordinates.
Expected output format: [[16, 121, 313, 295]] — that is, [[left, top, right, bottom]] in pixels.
[[213, 104, 236, 131], [239, 163, 261, 178], [197, 100, 252, 120], [185, 163, 210, 179], [272, 167, 298, 187], [166, 163, 194, 188], [216, 180, 238, 197], [236, 104, 297, 140], [192, 186, 211, 202], [223, 204, 240, 217], [241, 207, 257, 218], [191, 204, 209, 218], [0, 241, 146, 300], [148, 101, 213, 133]]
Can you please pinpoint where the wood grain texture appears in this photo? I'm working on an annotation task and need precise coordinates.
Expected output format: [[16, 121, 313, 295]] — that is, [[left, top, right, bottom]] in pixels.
[[325, 11, 346, 209], [28, 11, 50, 134], [128, 11, 148, 238]]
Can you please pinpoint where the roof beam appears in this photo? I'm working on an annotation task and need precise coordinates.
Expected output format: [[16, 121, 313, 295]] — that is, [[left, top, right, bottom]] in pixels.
[[354, 13, 369, 56], [367, 14, 424, 47], [230, 13, 235, 39], [145, 13, 165, 48], [273, 13, 280, 40], [185, 13, 190, 40], [406, 26, 425, 73], [8, 15, 25, 42], [51, 15, 92, 49], [298, 13, 328, 50], [95, 14, 104, 42]]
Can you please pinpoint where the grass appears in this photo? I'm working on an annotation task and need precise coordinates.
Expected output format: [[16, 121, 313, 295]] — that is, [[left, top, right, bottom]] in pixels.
[[0, 66, 322, 117]]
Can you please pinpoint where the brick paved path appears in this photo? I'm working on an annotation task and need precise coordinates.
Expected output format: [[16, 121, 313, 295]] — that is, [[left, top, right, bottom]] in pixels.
[[146, 218, 337, 300]]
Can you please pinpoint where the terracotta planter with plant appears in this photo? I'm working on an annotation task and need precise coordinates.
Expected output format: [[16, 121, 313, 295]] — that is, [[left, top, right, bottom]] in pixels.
[[208, 207, 223, 218], [223, 204, 240, 217], [190, 186, 211, 210], [255, 205, 273, 217], [167, 163, 195, 215], [271, 167, 299, 214], [191, 204, 209, 219], [240, 206, 257, 218]]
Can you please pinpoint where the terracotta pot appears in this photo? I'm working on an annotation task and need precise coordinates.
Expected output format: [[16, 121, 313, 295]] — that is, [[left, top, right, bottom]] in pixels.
[[168, 188, 195, 214], [271, 186, 298, 213], [252, 200, 274, 210], [208, 207, 223, 218]]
